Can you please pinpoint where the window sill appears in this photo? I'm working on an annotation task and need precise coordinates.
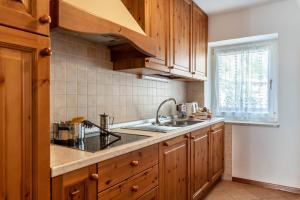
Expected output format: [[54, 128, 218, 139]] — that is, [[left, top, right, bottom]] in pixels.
[[225, 120, 280, 127]]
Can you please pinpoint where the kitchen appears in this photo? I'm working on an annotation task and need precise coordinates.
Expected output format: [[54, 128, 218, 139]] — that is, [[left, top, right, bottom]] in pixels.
[[0, 0, 300, 200]]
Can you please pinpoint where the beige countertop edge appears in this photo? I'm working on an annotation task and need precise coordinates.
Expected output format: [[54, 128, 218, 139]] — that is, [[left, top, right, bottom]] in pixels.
[[51, 118, 224, 177]]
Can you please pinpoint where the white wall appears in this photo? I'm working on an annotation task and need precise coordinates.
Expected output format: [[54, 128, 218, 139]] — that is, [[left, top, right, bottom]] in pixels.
[[208, 0, 300, 188]]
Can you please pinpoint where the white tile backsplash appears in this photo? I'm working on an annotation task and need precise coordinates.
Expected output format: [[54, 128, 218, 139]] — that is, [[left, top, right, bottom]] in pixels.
[[51, 32, 187, 124]]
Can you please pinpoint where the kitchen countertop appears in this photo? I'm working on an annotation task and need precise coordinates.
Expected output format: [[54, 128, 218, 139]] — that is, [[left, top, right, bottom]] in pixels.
[[50, 117, 224, 177]]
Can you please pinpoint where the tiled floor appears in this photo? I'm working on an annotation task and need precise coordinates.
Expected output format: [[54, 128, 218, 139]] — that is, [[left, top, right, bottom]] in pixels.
[[205, 181, 300, 200]]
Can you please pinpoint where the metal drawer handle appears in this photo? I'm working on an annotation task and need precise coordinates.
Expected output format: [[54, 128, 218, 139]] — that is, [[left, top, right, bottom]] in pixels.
[[131, 185, 139, 192], [130, 160, 139, 167]]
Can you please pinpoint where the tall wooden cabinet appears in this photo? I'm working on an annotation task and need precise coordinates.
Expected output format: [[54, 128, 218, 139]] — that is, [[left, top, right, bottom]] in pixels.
[[0, 0, 51, 35], [190, 127, 210, 199], [192, 3, 208, 80], [159, 134, 190, 200], [0, 3, 50, 200]]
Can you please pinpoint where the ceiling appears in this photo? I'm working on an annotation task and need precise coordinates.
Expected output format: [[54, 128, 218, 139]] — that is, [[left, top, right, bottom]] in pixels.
[[194, 0, 283, 15]]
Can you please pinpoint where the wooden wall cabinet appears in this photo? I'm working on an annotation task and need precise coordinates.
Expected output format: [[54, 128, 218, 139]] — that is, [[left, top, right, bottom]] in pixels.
[[0, 0, 50, 35], [191, 3, 208, 80], [51, 165, 98, 200], [159, 134, 190, 200], [191, 127, 211, 199], [119, 0, 208, 81], [169, 0, 193, 78], [0, 25, 50, 200], [116, 0, 170, 75]]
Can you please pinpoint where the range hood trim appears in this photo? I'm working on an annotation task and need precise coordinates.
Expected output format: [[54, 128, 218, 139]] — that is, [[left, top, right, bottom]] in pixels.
[[50, 0, 157, 58]]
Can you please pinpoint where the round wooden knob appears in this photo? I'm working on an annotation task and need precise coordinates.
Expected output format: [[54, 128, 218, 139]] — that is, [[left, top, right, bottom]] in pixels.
[[90, 173, 99, 181], [0, 76, 4, 84], [131, 185, 139, 192], [39, 15, 51, 24], [130, 160, 139, 167], [40, 48, 52, 56]]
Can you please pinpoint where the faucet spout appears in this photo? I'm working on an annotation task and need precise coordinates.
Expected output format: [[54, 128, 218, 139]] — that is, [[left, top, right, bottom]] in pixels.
[[155, 98, 177, 125]]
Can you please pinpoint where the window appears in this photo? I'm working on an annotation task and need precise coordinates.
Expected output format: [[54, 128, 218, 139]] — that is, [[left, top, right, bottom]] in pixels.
[[211, 40, 278, 123]]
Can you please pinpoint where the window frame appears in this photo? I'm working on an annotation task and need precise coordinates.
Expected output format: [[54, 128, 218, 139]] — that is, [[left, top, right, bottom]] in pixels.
[[210, 39, 279, 123]]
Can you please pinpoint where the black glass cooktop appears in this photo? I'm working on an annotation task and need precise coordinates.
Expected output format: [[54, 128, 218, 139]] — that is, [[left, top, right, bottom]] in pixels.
[[52, 132, 150, 153]]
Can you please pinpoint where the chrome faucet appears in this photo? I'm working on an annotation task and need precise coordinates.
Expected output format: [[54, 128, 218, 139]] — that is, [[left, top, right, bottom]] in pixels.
[[155, 98, 177, 125]]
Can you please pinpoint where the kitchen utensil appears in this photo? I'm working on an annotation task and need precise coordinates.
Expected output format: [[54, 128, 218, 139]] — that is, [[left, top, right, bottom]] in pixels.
[[186, 102, 198, 116], [177, 104, 187, 118], [100, 113, 114, 135]]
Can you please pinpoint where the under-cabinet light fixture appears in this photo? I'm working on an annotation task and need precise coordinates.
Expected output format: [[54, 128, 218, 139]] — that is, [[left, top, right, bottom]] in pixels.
[[138, 75, 169, 83]]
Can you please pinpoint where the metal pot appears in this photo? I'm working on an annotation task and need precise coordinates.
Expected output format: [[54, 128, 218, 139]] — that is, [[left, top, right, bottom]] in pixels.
[[53, 122, 84, 144]]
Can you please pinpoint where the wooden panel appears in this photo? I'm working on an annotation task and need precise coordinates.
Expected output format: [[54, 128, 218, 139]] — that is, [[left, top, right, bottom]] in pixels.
[[137, 186, 159, 200], [191, 127, 210, 199], [210, 124, 224, 183], [170, 0, 192, 75], [98, 144, 158, 192], [99, 165, 158, 200], [159, 134, 190, 200], [0, 0, 50, 35], [52, 165, 98, 200], [192, 3, 208, 80], [0, 25, 50, 200]]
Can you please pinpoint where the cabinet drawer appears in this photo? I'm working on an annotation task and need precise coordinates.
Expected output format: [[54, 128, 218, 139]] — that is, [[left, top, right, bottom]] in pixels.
[[99, 165, 158, 200], [98, 144, 158, 191], [137, 186, 159, 200]]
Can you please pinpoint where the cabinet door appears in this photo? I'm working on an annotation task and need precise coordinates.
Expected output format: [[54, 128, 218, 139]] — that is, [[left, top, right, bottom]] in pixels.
[[145, 0, 170, 71], [210, 123, 224, 183], [52, 165, 98, 200], [191, 127, 210, 200], [170, 0, 192, 77], [0, 25, 50, 200], [192, 3, 208, 80], [159, 134, 190, 200], [0, 0, 50, 35]]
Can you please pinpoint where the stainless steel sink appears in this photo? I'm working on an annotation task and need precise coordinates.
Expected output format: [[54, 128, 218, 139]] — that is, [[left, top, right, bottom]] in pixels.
[[123, 120, 205, 133], [161, 120, 205, 127]]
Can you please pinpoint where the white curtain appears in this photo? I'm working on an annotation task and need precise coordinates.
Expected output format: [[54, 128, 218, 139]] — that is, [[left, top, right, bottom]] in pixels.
[[211, 41, 278, 123]]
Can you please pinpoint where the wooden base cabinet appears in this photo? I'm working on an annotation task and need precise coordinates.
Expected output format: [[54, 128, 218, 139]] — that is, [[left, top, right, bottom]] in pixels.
[[51, 123, 224, 200], [0, 25, 50, 200], [211, 123, 225, 183], [51, 165, 98, 200], [159, 134, 190, 200], [191, 127, 211, 199]]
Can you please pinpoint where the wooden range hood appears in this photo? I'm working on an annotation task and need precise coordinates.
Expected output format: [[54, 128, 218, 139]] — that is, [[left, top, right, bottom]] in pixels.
[[50, 0, 156, 60]]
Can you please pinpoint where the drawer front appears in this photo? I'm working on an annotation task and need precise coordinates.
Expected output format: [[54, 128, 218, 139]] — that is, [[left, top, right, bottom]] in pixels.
[[99, 165, 158, 200], [137, 186, 159, 200], [98, 144, 158, 191]]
